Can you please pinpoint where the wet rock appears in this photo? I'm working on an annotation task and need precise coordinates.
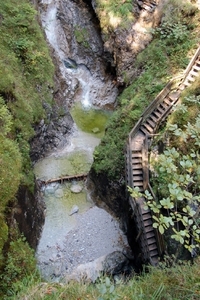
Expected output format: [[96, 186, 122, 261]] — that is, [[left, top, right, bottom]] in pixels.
[[69, 205, 79, 216], [55, 189, 64, 198], [70, 184, 83, 193], [92, 127, 100, 133], [45, 183, 59, 195], [103, 251, 133, 276], [63, 58, 77, 69]]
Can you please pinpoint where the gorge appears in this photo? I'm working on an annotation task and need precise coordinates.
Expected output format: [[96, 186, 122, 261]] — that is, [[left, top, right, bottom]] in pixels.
[[1, 0, 200, 296], [32, 0, 132, 281]]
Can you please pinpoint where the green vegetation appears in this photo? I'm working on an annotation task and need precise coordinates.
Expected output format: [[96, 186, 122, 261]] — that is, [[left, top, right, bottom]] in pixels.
[[92, 0, 199, 180], [74, 25, 90, 48], [0, 0, 200, 298], [0, 0, 55, 297], [9, 259, 200, 299], [129, 79, 200, 255], [95, 0, 134, 34]]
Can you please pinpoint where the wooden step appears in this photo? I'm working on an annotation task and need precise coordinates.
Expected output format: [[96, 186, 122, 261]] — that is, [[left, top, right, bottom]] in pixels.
[[141, 207, 151, 215], [158, 102, 168, 111], [142, 213, 152, 221], [142, 123, 154, 133], [147, 237, 157, 245], [149, 249, 159, 257], [154, 107, 165, 116], [195, 61, 200, 67], [145, 118, 156, 129], [168, 92, 179, 101], [148, 114, 159, 123], [144, 225, 155, 233], [133, 175, 143, 181], [190, 69, 200, 76], [144, 218, 153, 226], [146, 231, 156, 239], [163, 97, 173, 106], [149, 243, 158, 251], [132, 169, 143, 175], [133, 181, 143, 187], [132, 152, 142, 158], [132, 163, 142, 170], [132, 157, 142, 164], [186, 75, 196, 82], [151, 258, 159, 265], [140, 125, 150, 136], [178, 84, 186, 91], [194, 66, 200, 72]]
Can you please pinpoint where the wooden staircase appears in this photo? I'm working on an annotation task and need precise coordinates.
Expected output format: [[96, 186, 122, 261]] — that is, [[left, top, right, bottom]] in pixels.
[[126, 45, 200, 265]]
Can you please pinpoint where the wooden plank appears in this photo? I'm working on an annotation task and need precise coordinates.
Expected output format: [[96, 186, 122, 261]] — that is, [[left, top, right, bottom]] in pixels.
[[42, 173, 88, 184]]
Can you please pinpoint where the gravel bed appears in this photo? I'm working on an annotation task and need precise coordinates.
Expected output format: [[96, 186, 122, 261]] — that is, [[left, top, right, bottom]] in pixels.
[[37, 206, 129, 281]]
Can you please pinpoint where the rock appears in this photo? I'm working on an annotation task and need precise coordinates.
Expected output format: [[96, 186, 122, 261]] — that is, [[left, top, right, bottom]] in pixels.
[[64, 255, 106, 283], [103, 251, 133, 276], [63, 58, 77, 69], [92, 127, 100, 133], [70, 184, 83, 193], [55, 189, 64, 198], [69, 205, 79, 216]]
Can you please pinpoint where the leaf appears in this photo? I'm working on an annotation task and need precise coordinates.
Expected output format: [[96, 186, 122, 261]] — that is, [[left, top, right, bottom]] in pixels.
[[153, 223, 159, 229], [159, 224, 164, 234], [160, 198, 174, 209], [105, 277, 110, 287], [109, 285, 115, 293]]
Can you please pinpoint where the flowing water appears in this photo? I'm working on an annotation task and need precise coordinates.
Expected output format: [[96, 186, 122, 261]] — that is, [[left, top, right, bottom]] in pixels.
[[35, 0, 129, 281]]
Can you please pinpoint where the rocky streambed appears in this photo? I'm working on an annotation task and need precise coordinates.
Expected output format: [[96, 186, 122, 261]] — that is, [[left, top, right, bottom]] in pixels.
[[33, 0, 136, 282], [35, 129, 132, 282]]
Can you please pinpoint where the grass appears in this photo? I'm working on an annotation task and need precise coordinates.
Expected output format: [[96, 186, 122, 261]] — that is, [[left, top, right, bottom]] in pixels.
[[10, 258, 200, 299], [95, 0, 134, 35], [92, 0, 199, 180]]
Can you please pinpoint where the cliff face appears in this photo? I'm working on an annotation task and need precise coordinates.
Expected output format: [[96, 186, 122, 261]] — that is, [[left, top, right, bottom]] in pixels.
[[87, 0, 165, 222], [31, 0, 164, 163], [92, 0, 164, 85]]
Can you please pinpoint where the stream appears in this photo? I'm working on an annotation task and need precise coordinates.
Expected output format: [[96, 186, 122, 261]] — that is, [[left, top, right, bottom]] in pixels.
[[34, 0, 130, 282]]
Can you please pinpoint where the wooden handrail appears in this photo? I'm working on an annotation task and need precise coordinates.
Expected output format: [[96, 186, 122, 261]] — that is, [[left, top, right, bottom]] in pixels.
[[142, 136, 149, 191], [129, 117, 143, 141], [183, 45, 200, 77], [147, 183, 165, 256], [141, 80, 173, 121], [126, 45, 200, 264]]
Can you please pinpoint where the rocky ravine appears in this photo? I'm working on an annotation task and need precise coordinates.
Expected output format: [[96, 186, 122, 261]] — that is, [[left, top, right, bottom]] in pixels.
[[92, 0, 164, 84]]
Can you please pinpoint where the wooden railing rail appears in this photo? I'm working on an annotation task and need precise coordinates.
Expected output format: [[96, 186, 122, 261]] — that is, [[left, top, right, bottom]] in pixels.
[[128, 117, 143, 142], [126, 44, 200, 265], [126, 143, 133, 189], [141, 80, 173, 121], [183, 45, 200, 77], [142, 136, 149, 191], [147, 183, 165, 256]]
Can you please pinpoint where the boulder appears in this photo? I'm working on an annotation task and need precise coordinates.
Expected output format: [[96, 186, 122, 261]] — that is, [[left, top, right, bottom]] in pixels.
[[70, 184, 83, 193], [69, 205, 79, 216], [103, 251, 133, 276], [55, 189, 64, 198]]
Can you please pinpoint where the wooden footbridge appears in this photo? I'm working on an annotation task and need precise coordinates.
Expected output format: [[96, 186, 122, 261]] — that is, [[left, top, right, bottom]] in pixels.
[[40, 173, 88, 185], [126, 45, 200, 265]]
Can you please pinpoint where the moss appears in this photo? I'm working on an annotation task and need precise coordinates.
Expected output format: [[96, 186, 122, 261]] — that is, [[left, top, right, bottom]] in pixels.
[[92, 0, 199, 180], [74, 26, 90, 48], [70, 102, 111, 138], [0, 0, 55, 294]]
